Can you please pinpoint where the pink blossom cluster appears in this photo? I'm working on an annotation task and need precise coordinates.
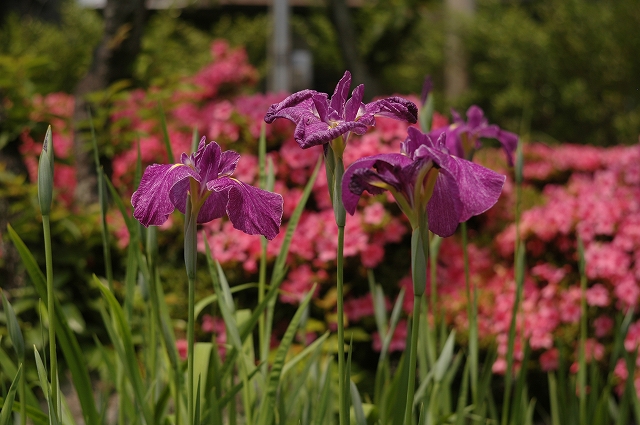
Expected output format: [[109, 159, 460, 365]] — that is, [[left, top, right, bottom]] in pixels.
[[19, 93, 77, 207], [19, 37, 640, 380], [482, 143, 640, 373]]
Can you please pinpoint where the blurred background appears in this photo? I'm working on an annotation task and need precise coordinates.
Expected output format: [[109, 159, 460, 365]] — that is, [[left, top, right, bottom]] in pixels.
[[1, 0, 639, 149], [1, 0, 640, 409]]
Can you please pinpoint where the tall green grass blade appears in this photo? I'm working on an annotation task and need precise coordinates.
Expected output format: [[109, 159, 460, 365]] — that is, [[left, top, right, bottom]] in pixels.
[[191, 127, 199, 153], [94, 275, 154, 425], [548, 373, 561, 425], [510, 343, 530, 425], [33, 348, 60, 425], [257, 286, 316, 425], [217, 366, 262, 409], [281, 332, 330, 377], [1, 293, 24, 361], [0, 364, 21, 425], [209, 261, 241, 349], [350, 380, 366, 425], [313, 360, 333, 425], [270, 157, 322, 286], [90, 124, 114, 291], [453, 359, 470, 425], [194, 283, 259, 318], [0, 346, 39, 412], [157, 103, 174, 163], [7, 225, 100, 425], [281, 334, 327, 424], [0, 398, 47, 425], [194, 375, 202, 425], [374, 288, 405, 404], [104, 177, 136, 236], [194, 342, 213, 420], [434, 331, 456, 383], [345, 334, 353, 425], [502, 241, 525, 425], [368, 271, 388, 343], [385, 342, 410, 425]]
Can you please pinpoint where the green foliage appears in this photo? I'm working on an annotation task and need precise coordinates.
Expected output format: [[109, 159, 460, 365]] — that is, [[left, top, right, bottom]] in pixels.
[[212, 14, 271, 79], [464, 0, 640, 145], [0, 1, 101, 150], [135, 10, 214, 85], [357, 0, 445, 97], [0, 2, 102, 94]]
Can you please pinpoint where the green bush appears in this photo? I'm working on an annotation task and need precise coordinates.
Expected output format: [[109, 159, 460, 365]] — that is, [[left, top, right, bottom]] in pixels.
[[464, 0, 640, 146]]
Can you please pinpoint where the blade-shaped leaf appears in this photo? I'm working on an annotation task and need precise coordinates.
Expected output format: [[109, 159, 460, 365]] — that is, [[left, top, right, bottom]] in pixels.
[[0, 364, 22, 425], [7, 225, 99, 424]]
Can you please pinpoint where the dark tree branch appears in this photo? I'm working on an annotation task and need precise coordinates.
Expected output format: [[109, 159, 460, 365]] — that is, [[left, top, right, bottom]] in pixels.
[[325, 0, 381, 98], [73, 0, 146, 206]]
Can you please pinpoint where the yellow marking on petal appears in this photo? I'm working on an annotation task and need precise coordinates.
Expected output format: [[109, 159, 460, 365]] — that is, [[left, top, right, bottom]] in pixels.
[[169, 163, 184, 171]]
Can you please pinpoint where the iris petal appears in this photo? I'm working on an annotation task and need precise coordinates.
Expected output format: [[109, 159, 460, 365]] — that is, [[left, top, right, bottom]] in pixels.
[[330, 71, 351, 116], [344, 84, 364, 122], [208, 177, 284, 240], [218, 150, 241, 176], [132, 163, 195, 227], [197, 141, 222, 186], [264, 90, 318, 124], [196, 190, 228, 223], [342, 153, 412, 214], [299, 120, 368, 149], [427, 169, 462, 237], [365, 97, 418, 123], [443, 155, 506, 221]]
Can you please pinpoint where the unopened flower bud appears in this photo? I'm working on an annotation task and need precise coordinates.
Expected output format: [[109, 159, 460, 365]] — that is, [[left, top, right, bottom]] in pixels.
[[37, 126, 54, 216]]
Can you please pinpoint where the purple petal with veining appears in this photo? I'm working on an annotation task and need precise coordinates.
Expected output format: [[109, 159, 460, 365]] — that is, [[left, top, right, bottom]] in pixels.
[[342, 153, 412, 214], [427, 168, 462, 237], [196, 141, 221, 186], [132, 163, 195, 227], [443, 154, 506, 221], [344, 84, 365, 122], [196, 190, 228, 223], [365, 97, 418, 123], [330, 71, 352, 116], [208, 177, 283, 240], [297, 120, 368, 149], [264, 90, 319, 124], [218, 150, 241, 176]]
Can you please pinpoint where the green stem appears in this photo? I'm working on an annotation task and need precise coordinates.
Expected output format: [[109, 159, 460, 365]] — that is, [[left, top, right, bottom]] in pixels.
[[43, 215, 58, 420], [328, 148, 348, 425], [461, 221, 478, 404], [184, 205, 198, 425], [404, 295, 422, 425], [337, 224, 347, 425], [406, 226, 428, 425], [259, 236, 268, 371], [187, 274, 196, 424]]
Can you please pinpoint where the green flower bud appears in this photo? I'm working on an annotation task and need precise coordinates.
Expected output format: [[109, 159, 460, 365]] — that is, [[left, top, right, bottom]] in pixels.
[[38, 126, 54, 216]]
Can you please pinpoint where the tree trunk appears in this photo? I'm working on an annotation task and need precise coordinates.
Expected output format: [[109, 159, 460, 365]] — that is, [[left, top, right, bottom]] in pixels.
[[326, 0, 381, 99], [73, 0, 146, 206]]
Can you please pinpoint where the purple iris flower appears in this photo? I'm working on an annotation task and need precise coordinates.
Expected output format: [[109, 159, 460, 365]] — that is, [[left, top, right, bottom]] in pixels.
[[429, 105, 518, 166], [131, 137, 283, 240], [342, 127, 505, 237], [264, 70, 418, 150]]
